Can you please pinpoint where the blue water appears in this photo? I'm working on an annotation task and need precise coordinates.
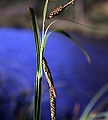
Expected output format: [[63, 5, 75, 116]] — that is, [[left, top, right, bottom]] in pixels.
[[0, 27, 108, 120]]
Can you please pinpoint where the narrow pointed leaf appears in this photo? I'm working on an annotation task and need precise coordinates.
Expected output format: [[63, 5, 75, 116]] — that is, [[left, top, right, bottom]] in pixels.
[[42, 0, 48, 40], [44, 20, 57, 37], [28, 7, 42, 120], [59, 18, 100, 30], [42, 20, 56, 56], [43, 0, 48, 25], [28, 7, 41, 58], [42, 32, 52, 56], [54, 30, 91, 63], [80, 84, 108, 120]]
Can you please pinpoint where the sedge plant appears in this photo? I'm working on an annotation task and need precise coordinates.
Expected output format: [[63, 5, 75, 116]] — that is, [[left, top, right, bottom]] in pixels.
[[28, 0, 91, 120]]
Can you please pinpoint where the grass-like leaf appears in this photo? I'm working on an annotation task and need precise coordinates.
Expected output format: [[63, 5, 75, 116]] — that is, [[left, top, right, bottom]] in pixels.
[[28, 7, 41, 55], [43, 0, 48, 25], [28, 7, 41, 71], [42, 29, 91, 63], [42, 32, 52, 56], [42, 20, 56, 56], [42, 0, 48, 40], [80, 84, 108, 120], [59, 18, 100, 30], [28, 7, 42, 120], [44, 20, 57, 37], [41, 0, 49, 56], [54, 30, 91, 63]]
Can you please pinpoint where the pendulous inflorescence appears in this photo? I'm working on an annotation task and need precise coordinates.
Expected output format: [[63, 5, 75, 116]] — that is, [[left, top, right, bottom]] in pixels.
[[42, 57, 56, 120]]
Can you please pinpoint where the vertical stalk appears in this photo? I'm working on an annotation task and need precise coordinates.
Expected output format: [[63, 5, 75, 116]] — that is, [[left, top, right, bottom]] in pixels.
[[34, 51, 42, 120], [34, 71, 42, 120]]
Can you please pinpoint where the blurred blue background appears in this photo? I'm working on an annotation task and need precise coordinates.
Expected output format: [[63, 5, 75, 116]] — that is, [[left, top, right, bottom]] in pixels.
[[0, 0, 108, 120]]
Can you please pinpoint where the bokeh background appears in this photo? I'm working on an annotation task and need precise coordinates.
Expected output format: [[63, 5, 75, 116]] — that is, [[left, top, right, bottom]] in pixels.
[[0, 0, 108, 35], [0, 0, 108, 120]]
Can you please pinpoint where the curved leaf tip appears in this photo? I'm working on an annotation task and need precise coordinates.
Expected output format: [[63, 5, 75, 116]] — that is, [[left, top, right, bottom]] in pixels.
[[54, 30, 91, 63], [27, 7, 35, 14], [87, 56, 91, 63]]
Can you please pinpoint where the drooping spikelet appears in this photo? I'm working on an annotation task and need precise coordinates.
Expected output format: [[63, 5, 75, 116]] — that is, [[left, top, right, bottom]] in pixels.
[[42, 57, 56, 98], [42, 57, 56, 120], [49, 87, 56, 120], [48, 0, 76, 19]]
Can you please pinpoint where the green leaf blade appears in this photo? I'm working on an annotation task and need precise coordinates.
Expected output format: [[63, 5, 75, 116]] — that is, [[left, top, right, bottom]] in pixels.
[[28, 7, 42, 120], [44, 20, 57, 37], [42, 0, 48, 41], [42, 31, 52, 56], [54, 30, 91, 63], [28, 7, 41, 57], [80, 84, 108, 120], [43, 0, 48, 25]]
